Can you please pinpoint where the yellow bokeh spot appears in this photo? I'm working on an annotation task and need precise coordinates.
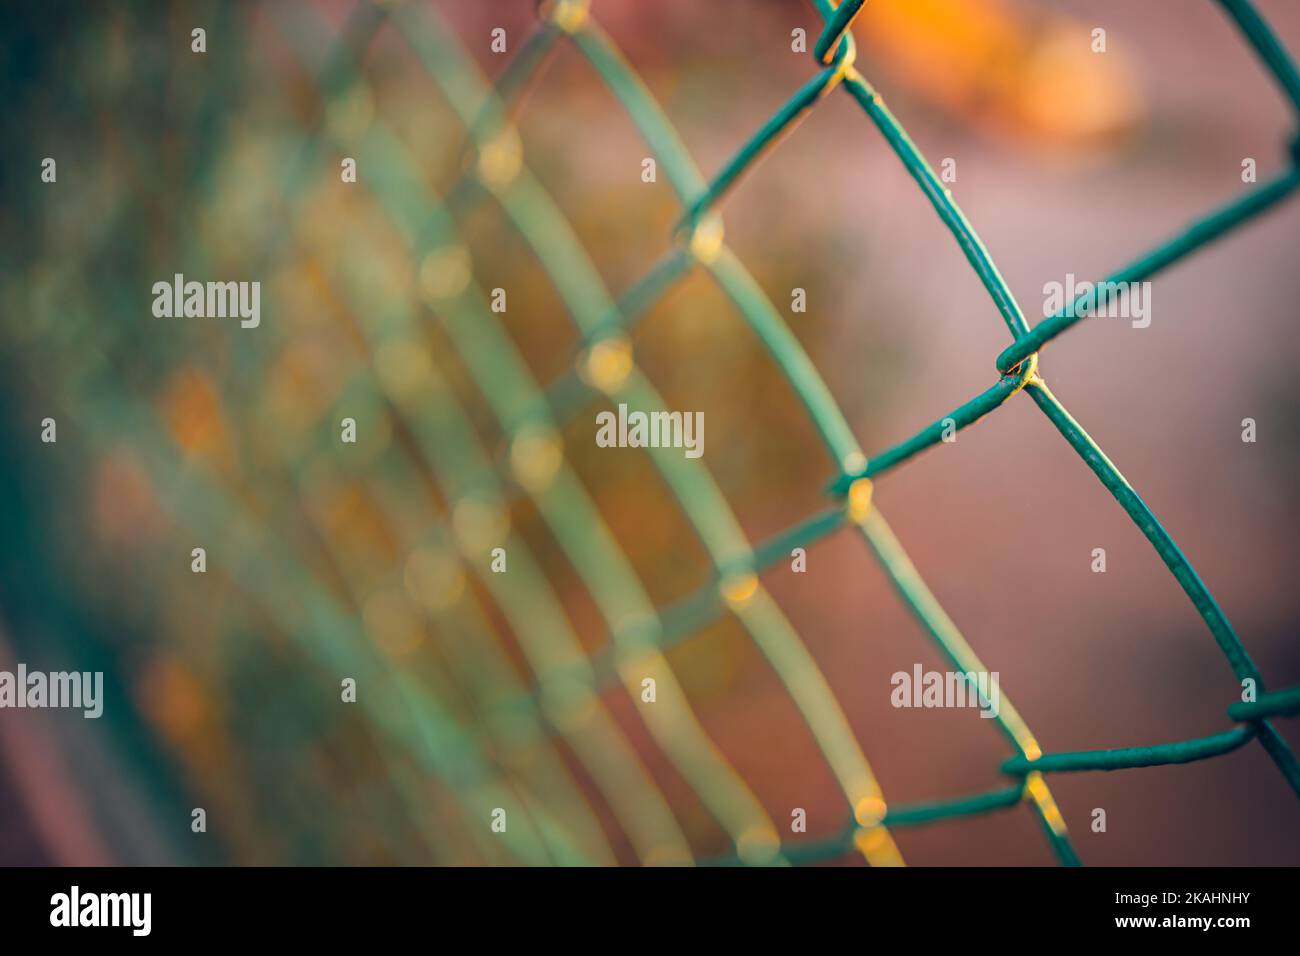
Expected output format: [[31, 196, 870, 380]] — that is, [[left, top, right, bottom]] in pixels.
[[539, 0, 589, 34], [846, 477, 874, 524], [375, 337, 434, 401], [854, 826, 903, 865], [419, 245, 471, 305], [362, 587, 426, 657], [687, 213, 725, 264], [579, 336, 633, 394], [719, 571, 759, 610], [1018, 25, 1142, 144], [476, 126, 522, 189], [854, 795, 887, 828], [403, 546, 466, 612], [452, 495, 509, 552], [510, 425, 563, 493]]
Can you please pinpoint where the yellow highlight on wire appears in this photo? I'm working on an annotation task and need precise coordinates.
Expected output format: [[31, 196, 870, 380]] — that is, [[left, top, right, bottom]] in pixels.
[[1025, 772, 1068, 833], [539, 0, 590, 35], [720, 571, 759, 610], [854, 795, 887, 828], [475, 126, 522, 190], [510, 425, 563, 493], [854, 826, 905, 867], [687, 213, 725, 265], [419, 245, 471, 304], [580, 336, 633, 394], [846, 477, 873, 524], [452, 495, 509, 552]]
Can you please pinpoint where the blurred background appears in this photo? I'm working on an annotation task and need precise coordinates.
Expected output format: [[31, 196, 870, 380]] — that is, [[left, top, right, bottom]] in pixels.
[[1, 0, 1298, 866]]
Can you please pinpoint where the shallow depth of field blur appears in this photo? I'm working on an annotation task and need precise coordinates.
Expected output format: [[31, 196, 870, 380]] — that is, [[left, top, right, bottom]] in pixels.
[[2, 0, 1299, 865]]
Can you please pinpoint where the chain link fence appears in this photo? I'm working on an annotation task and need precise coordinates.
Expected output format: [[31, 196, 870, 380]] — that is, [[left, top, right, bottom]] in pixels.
[[4, 0, 1299, 865]]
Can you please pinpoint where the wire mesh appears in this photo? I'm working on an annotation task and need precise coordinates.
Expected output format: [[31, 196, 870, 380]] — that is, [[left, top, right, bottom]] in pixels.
[[7, 0, 1300, 866], [369, 0, 1300, 865]]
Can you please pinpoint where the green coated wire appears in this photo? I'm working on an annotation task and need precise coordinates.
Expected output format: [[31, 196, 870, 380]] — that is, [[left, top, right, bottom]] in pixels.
[[813, 0, 869, 65], [1002, 726, 1257, 776], [554, 0, 1080, 861], [676, 64, 845, 231], [351, 106, 783, 853], [831, 363, 1035, 494], [270, 3, 701, 864], [707, 783, 1027, 866], [20, 0, 1300, 867], [995, 168, 1300, 372], [180, 0, 1300, 865], [1025, 379, 1300, 796], [1218, 0, 1300, 114], [396, 0, 913, 863], [1229, 687, 1300, 721], [228, 5, 602, 863]]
